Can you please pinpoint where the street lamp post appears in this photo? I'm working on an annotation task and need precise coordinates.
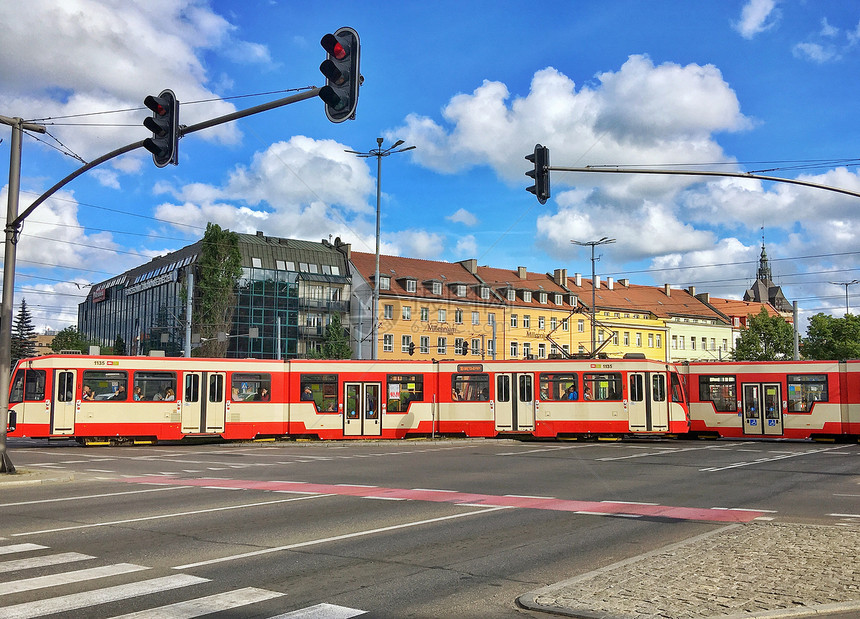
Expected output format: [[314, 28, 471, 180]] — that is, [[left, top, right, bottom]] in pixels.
[[346, 138, 415, 359], [831, 280, 860, 316], [572, 237, 616, 357]]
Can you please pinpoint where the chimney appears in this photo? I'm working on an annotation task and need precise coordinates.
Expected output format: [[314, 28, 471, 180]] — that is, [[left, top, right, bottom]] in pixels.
[[664, 284, 671, 297], [687, 286, 696, 296], [575, 272, 582, 287], [517, 266, 527, 279], [594, 276, 601, 289], [695, 292, 711, 304], [256, 230, 264, 238], [607, 277, 614, 290], [619, 278, 629, 287], [553, 268, 568, 287], [459, 259, 477, 274]]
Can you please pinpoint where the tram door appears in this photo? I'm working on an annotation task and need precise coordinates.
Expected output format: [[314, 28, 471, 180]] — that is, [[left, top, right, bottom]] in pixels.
[[495, 373, 535, 432], [742, 382, 783, 436], [51, 370, 76, 435], [344, 382, 382, 437], [182, 372, 227, 434]]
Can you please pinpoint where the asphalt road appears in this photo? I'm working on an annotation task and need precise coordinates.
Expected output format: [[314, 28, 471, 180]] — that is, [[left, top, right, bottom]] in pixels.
[[1, 437, 858, 618]]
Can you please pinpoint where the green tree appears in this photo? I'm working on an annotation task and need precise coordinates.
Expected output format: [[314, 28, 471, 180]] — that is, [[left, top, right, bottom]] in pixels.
[[51, 326, 95, 354], [309, 314, 353, 359], [733, 307, 794, 361], [801, 313, 860, 360], [113, 335, 127, 356], [10, 299, 37, 365], [193, 223, 242, 358]]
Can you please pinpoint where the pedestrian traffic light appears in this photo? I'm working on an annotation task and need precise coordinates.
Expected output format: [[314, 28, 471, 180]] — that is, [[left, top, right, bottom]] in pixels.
[[143, 89, 179, 168], [409, 342, 415, 356], [319, 27, 361, 123], [525, 144, 550, 204]]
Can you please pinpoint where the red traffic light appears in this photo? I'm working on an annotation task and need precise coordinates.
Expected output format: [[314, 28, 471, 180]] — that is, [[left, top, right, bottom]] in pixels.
[[320, 33, 348, 60], [319, 27, 360, 123]]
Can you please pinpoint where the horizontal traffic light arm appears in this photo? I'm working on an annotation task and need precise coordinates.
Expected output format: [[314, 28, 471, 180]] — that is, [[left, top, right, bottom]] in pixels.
[[545, 165, 860, 200]]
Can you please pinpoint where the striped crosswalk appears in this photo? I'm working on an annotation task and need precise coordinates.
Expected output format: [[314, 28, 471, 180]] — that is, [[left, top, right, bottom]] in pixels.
[[0, 543, 365, 619]]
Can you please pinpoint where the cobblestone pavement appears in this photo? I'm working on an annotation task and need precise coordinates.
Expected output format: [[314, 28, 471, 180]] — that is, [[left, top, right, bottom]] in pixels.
[[519, 522, 860, 619]]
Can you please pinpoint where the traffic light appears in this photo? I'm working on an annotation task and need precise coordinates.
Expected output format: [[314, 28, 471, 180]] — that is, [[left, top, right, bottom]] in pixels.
[[319, 27, 361, 123], [525, 144, 550, 204], [460, 341, 469, 356], [143, 89, 179, 168], [409, 342, 415, 356]]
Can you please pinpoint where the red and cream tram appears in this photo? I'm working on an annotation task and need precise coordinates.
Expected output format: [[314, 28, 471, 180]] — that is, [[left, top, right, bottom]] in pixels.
[[6, 354, 689, 444], [682, 360, 860, 441]]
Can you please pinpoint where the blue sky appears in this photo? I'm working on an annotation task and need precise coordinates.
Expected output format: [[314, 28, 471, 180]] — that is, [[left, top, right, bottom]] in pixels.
[[1, 0, 859, 333]]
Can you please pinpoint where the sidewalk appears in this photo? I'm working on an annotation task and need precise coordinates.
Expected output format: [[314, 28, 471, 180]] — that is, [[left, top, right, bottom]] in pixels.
[[0, 468, 74, 487], [519, 521, 860, 618]]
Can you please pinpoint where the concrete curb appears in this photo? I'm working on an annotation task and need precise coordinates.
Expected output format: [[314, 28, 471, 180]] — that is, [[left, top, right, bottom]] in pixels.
[[0, 468, 75, 487]]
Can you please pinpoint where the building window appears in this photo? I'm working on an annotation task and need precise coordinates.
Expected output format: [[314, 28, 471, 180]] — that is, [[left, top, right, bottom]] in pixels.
[[538, 316, 545, 330], [276, 260, 286, 270], [420, 307, 429, 322], [456, 284, 466, 297], [636, 332, 642, 347], [623, 332, 630, 346], [401, 335, 412, 354], [487, 340, 495, 356], [691, 338, 697, 350], [671, 335, 678, 350], [380, 276, 390, 290], [510, 341, 518, 357], [506, 289, 515, 301], [481, 287, 490, 299], [384, 304, 393, 320], [471, 338, 480, 355], [438, 309, 447, 322], [455, 309, 463, 324], [539, 292, 547, 304], [488, 313, 496, 325], [510, 314, 518, 328], [550, 317, 558, 330], [710, 338, 715, 350], [402, 306, 411, 320], [523, 291, 532, 302], [251, 257, 262, 268], [562, 319, 569, 332], [578, 319, 584, 332], [420, 336, 430, 354], [406, 279, 417, 293], [657, 334, 662, 348], [523, 342, 531, 359], [554, 294, 561, 305], [648, 333, 654, 348], [432, 282, 442, 295], [538, 343, 546, 359], [383, 334, 393, 352], [437, 337, 447, 355], [472, 311, 480, 325], [523, 315, 531, 328]]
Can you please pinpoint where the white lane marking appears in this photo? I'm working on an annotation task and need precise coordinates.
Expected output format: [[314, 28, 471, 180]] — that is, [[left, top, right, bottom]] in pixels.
[[0, 486, 191, 508], [12, 493, 333, 536], [0, 543, 48, 555], [174, 505, 512, 570], [829, 513, 860, 518], [0, 574, 207, 619], [0, 552, 94, 573], [269, 603, 366, 618], [108, 586, 284, 619], [0, 563, 149, 596], [700, 445, 851, 471]]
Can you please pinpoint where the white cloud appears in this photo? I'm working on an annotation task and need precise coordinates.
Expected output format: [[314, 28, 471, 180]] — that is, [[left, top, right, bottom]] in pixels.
[[734, 0, 780, 39], [793, 42, 840, 63], [454, 235, 477, 258], [395, 230, 445, 259], [446, 208, 478, 227]]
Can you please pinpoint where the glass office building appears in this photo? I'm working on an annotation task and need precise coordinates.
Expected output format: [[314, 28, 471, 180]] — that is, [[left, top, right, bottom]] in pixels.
[[78, 232, 352, 358]]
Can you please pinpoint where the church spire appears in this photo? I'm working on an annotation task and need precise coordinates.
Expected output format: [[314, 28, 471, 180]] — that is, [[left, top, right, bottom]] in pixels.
[[757, 228, 772, 282]]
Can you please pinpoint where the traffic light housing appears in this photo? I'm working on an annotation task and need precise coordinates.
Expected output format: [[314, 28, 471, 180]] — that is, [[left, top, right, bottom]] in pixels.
[[409, 342, 415, 356], [460, 341, 469, 356], [319, 27, 361, 123], [525, 144, 550, 204], [143, 89, 179, 168]]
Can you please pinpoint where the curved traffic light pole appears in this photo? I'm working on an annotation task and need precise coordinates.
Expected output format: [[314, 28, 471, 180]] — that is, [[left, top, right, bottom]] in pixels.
[[0, 87, 320, 473]]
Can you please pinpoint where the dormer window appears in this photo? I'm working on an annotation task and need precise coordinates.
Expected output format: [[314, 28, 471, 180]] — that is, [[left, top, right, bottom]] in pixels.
[[480, 286, 489, 299], [554, 294, 561, 305], [432, 282, 442, 295], [455, 284, 466, 297], [523, 291, 532, 303], [506, 289, 515, 301], [380, 276, 390, 290], [539, 292, 547, 304], [406, 279, 417, 293]]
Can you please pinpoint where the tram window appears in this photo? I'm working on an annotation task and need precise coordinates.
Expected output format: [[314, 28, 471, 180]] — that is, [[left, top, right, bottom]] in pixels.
[[185, 374, 200, 403], [496, 375, 510, 403], [652, 374, 667, 402], [387, 374, 424, 412], [670, 373, 684, 403], [518, 374, 533, 402], [300, 374, 338, 411], [583, 373, 622, 401], [629, 374, 644, 402], [698, 375, 736, 412], [57, 372, 74, 403], [209, 374, 224, 402], [10, 370, 45, 403], [83, 370, 128, 400], [134, 371, 177, 401], [787, 374, 828, 412], [453, 374, 490, 401], [539, 373, 578, 401], [232, 373, 271, 402]]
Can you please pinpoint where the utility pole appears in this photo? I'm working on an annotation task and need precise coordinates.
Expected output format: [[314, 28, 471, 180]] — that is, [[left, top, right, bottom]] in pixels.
[[0, 115, 46, 473], [830, 280, 859, 316], [572, 237, 615, 358]]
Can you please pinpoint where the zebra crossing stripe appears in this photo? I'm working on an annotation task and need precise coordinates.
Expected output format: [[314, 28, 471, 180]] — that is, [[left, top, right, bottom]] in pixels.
[[0, 574, 208, 619], [107, 587, 284, 618], [0, 563, 149, 596], [269, 603, 366, 618], [0, 543, 48, 556], [0, 552, 94, 573]]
